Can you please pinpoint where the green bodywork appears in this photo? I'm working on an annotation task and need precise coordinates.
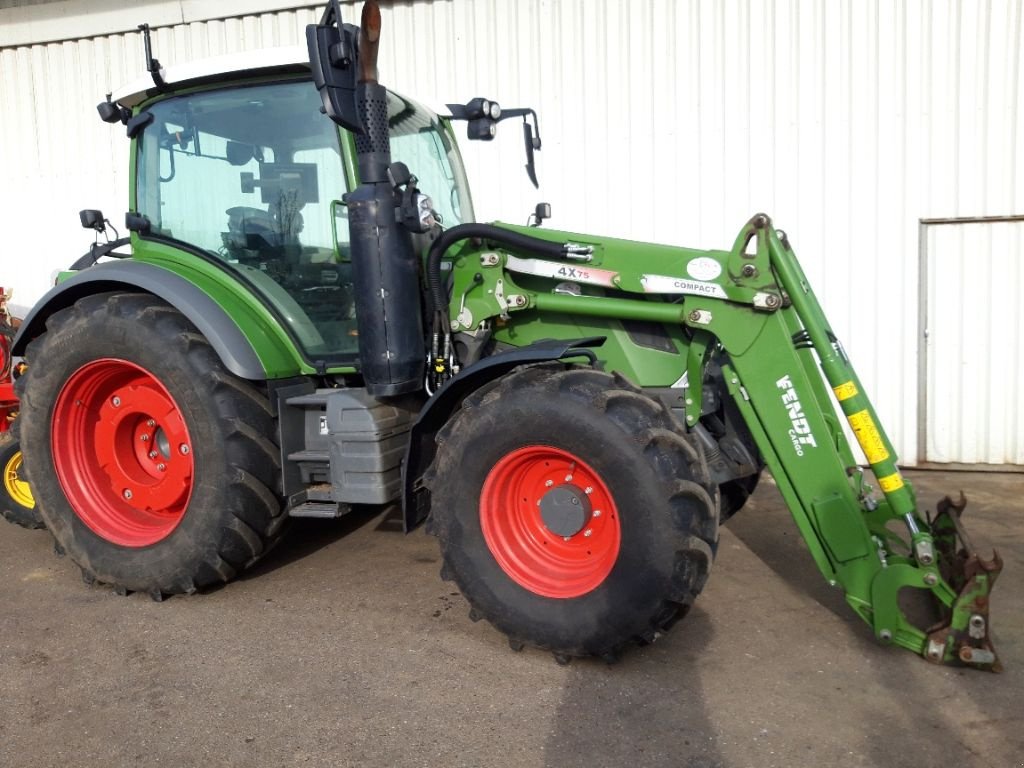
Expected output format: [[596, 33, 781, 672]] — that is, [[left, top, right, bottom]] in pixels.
[[128, 240, 346, 378], [48, 68, 997, 670]]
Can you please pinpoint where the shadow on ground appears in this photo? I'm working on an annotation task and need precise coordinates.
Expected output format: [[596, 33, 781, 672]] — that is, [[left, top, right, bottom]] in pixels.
[[543, 608, 725, 768], [239, 504, 393, 581]]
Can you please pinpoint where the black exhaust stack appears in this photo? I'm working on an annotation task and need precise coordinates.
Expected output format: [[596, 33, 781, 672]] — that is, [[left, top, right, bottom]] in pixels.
[[307, 1, 425, 396]]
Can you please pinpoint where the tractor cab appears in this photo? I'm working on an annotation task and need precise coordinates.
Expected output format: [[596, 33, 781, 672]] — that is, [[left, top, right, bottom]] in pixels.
[[114, 48, 473, 366]]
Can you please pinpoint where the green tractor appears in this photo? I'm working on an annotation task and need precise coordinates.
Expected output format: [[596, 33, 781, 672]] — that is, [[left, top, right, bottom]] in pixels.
[[12, 1, 1001, 668]]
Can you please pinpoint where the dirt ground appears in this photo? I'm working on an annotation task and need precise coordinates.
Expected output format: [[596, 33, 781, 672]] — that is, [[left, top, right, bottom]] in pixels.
[[0, 469, 1021, 768]]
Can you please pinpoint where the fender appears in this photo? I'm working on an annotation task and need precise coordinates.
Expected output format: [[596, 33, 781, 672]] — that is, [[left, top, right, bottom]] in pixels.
[[12, 261, 266, 380], [402, 336, 605, 532]]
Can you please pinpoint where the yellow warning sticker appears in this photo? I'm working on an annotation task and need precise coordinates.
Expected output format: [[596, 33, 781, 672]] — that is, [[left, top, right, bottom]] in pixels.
[[847, 409, 890, 464], [877, 473, 904, 493], [833, 381, 858, 401]]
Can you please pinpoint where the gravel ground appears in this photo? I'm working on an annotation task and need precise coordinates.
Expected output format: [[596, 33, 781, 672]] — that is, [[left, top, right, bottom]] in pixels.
[[1, 469, 1020, 768]]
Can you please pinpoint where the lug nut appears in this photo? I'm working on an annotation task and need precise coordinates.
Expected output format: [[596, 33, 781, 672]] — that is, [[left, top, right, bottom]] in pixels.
[[179, 444, 190, 455], [584, 487, 593, 494], [545, 480, 554, 487], [111, 396, 121, 407], [122, 489, 133, 500], [147, 419, 156, 427], [149, 451, 158, 459], [564, 474, 573, 482], [593, 510, 602, 518], [583, 529, 593, 538], [157, 463, 166, 471], [140, 434, 149, 442]]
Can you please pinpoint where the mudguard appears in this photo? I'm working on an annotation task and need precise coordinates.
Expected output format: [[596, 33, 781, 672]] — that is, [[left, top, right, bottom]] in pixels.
[[401, 336, 605, 531], [12, 261, 265, 380]]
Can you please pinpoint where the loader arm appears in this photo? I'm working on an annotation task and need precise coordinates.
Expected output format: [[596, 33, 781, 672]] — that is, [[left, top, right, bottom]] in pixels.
[[439, 212, 1001, 670], [700, 215, 1001, 670]]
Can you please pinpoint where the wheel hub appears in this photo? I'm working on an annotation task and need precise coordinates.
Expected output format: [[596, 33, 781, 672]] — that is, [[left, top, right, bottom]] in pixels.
[[51, 358, 194, 547], [539, 485, 592, 537], [3, 446, 33, 509], [480, 445, 620, 599]]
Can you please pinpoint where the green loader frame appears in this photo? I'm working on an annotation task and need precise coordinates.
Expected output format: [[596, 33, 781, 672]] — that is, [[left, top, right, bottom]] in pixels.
[[445, 212, 1002, 670]]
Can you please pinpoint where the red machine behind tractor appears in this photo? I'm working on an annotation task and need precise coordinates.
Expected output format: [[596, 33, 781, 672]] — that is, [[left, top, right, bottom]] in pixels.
[[0, 288, 38, 527]]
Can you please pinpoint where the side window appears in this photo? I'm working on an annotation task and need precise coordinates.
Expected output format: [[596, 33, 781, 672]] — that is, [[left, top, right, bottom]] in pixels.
[[136, 81, 356, 360], [293, 146, 348, 259], [146, 121, 275, 251]]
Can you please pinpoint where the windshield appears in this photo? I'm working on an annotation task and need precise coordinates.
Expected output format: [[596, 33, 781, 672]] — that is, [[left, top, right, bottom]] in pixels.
[[136, 80, 473, 365], [388, 93, 474, 227]]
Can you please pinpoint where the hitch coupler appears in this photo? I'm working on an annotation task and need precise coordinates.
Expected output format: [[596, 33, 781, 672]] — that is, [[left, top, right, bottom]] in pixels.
[[924, 494, 1002, 672]]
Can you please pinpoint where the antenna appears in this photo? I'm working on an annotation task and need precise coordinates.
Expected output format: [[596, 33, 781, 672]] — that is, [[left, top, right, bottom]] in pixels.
[[137, 24, 168, 92]]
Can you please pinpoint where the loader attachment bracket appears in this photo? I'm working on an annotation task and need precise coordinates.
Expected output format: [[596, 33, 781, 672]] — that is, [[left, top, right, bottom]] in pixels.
[[924, 494, 1003, 671]]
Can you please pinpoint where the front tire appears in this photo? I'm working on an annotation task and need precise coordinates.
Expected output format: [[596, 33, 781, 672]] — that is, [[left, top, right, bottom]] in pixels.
[[18, 293, 287, 595], [427, 366, 719, 659]]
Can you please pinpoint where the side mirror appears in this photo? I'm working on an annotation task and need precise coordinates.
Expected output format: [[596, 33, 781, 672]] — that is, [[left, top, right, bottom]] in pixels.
[[447, 98, 543, 188], [306, 0, 363, 133], [80, 210, 106, 232]]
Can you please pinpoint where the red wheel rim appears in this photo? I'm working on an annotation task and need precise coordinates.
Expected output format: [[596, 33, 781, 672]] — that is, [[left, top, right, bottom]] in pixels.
[[51, 358, 194, 547], [480, 446, 620, 599]]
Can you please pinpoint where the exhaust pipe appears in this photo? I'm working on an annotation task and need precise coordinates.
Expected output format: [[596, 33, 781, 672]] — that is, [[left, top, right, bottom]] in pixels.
[[308, 1, 425, 396]]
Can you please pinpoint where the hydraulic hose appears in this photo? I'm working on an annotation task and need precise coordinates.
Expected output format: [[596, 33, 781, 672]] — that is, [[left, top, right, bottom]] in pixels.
[[426, 223, 567, 313]]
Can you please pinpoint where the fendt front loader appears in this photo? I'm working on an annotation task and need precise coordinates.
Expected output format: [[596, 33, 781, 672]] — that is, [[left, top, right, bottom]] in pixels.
[[11, 1, 1001, 669]]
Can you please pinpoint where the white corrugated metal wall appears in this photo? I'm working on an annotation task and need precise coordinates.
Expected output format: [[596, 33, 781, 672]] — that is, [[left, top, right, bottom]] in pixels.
[[1, 0, 1021, 465], [925, 218, 1024, 465]]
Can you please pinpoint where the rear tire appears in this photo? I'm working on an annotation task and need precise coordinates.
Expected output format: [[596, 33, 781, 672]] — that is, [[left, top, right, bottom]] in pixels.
[[1, 429, 42, 529], [18, 293, 287, 595], [427, 366, 719, 659]]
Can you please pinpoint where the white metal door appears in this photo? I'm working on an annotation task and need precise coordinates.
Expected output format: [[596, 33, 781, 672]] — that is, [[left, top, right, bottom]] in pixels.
[[921, 217, 1024, 465]]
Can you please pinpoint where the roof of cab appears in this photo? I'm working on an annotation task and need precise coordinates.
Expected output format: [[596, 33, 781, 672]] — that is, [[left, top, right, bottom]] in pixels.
[[111, 45, 310, 107]]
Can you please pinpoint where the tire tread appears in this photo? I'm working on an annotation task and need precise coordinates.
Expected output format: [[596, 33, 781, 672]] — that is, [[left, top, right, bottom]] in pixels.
[[427, 365, 719, 660], [17, 292, 287, 595]]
